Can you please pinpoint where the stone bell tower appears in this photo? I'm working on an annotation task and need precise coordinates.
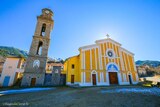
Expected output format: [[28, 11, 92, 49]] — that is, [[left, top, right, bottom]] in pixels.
[[21, 8, 54, 86]]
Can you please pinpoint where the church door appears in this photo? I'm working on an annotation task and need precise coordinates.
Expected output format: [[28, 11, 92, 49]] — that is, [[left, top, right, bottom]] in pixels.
[[92, 74, 97, 85], [128, 75, 132, 84], [109, 72, 118, 84], [31, 78, 36, 86], [71, 75, 74, 84]]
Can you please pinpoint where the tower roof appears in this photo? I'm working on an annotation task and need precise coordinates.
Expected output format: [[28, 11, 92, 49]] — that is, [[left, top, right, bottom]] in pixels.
[[42, 8, 53, 14]]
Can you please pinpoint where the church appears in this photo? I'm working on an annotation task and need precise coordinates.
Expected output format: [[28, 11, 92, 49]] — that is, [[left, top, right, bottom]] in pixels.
[[63, 36, 139, 86], [19, 8, 138, 87]]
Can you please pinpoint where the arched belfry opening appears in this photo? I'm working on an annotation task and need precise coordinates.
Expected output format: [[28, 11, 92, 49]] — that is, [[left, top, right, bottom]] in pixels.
[[41, 23, 46, 36], [37, 41, 43, 55]]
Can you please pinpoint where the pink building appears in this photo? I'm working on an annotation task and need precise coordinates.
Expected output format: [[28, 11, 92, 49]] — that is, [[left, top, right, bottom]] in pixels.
[[0, 56, 25, 87]]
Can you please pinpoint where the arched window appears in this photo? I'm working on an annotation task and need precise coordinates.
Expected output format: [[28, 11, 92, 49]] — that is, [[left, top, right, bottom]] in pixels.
[[36, 41, 43, 55], [41, 24, 46, 36]]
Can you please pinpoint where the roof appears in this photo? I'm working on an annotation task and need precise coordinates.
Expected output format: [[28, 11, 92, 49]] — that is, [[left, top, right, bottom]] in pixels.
[[7, 55, 25, 59], [64, 55, 80, 62], [79, 44, 98, 50], [79, 38, 122, 50], [47, 63, 63, 66], [42, 8, 53, 14], [95, 38, 121, 46], [121, 47, 134, 55]]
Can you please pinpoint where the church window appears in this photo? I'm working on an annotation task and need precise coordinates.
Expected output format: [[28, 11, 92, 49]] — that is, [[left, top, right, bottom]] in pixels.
[[72, 64, 75, 69], [106, 49, 115, 59], [41, 23, 46, 36], [36, 41, 43, 55]]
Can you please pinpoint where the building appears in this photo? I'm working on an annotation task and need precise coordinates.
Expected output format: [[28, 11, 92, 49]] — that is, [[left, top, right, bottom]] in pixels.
[[63, 36, 139, 86], [0, 56, 5, 77], [137, 66, 147, 76], [46, 61, 63, 74], [0, 56, 25, 87], [21, 8, 54, 87], [0, 56, 65, 87], [44, 61, 65, 86]]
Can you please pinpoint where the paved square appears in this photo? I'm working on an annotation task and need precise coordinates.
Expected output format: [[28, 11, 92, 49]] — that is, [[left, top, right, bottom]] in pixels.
[[0, 86, 159, 107]]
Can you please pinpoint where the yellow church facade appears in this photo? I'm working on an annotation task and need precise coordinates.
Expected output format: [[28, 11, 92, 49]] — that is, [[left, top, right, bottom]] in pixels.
[[63, 37, 139, 86]]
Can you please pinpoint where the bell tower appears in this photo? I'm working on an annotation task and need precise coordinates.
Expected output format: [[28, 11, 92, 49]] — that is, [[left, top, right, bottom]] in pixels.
[[21, 8, 54, 86]]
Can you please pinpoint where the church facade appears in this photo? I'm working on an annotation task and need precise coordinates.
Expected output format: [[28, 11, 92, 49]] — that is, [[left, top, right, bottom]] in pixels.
[[63, 37, 139, 86]]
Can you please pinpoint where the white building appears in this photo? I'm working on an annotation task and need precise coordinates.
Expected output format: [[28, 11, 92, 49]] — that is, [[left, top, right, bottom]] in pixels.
[[0, 56, 25, 87]]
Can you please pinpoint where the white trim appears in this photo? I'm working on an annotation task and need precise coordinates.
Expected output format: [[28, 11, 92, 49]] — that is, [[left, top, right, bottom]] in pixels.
[[119, 82, 130, 85], [127, 54, 131, 71], [97, 82, 109, 86], [90, 49, 92, 70], [111, 42, 115, 64], [106, 72, 110, 85], [98, 47, 101, 70], [81, 72, 83, 83], [123, 52, 128, 71], [81, 52, 83, 69], [106, 42, 109, 63], [106, 62, 120, 72], [95, 48, 97, 70], [103, 43, 106, 69], [118, 72, 122, 85], [67, 82, 80, 85], [119, 48, 125, 71], [121, 47, 134, 55], [84, 72, 86, 83], [123, 73, 127, 82], [79, 44, 99, 51], [84, 51, 85, 69], [95, 38, 121, 46], [115, 44, 120, 68], [100, 72, 102, 83], [99, 45, 103, 70], [102, 72, 104, 82], [80, 82, 110, 86], [117, 59, 120, 70], [79, 83, 92, 86]]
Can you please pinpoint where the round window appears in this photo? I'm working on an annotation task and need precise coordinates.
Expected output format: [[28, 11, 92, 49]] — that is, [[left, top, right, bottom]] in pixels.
[[106, 49, 115, 58], [108, 51, 113, 57]]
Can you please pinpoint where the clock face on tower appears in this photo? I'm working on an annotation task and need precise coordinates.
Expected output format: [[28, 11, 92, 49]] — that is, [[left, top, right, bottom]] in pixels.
[[33, 60, 40, 68], [45, 10, 50, 14]]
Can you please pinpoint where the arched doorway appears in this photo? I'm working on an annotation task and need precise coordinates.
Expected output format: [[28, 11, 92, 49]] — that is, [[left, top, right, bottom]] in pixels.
[[109, 72, 118, 84], [106, 63, 119, 85], [91, 70, 98, 86], [128, 72, 133, 84], [30, 78, 36, 86]]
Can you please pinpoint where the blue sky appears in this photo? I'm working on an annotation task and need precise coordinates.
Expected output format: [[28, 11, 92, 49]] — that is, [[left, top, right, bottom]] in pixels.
[[0, 0, 160, 61]]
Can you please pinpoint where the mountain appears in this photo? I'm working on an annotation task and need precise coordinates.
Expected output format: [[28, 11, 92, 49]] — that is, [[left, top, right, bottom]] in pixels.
[[0, 46, 28, 58], [136, 60, 160, 67], [0, 46, 64, 63]]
